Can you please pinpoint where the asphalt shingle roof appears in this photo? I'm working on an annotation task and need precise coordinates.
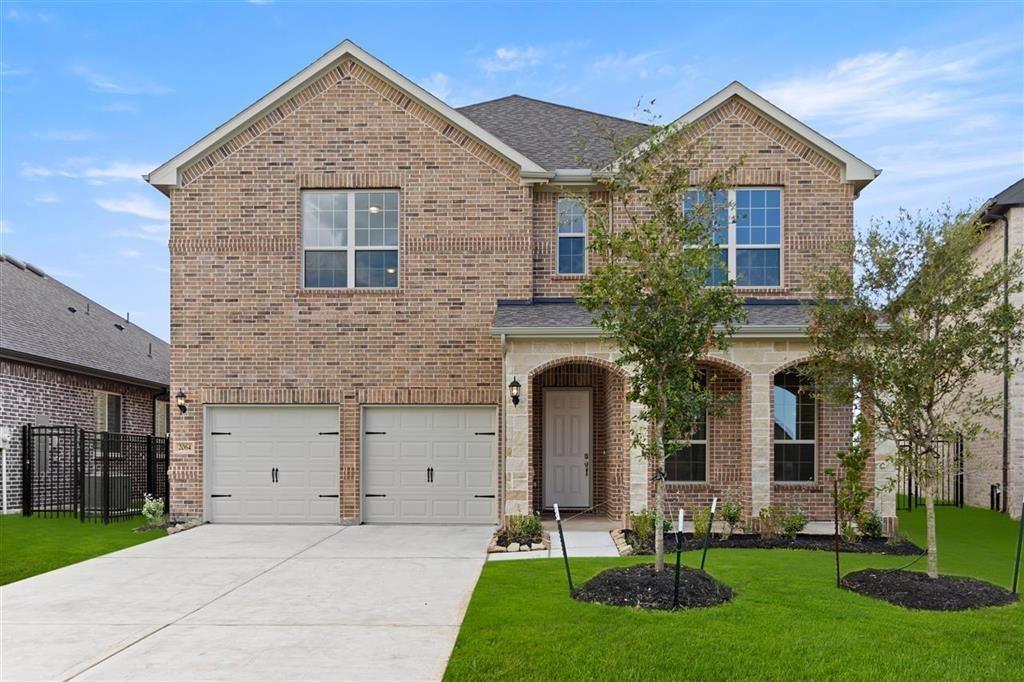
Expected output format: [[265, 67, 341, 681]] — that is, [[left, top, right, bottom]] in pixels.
[[493, 298, 814, 331], [990, 178, 1024, 210], [0, 254, 169, 387], [457, 95, 649, 171]]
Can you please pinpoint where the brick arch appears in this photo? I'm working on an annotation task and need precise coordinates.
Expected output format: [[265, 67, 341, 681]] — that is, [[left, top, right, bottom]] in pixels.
[[768, 356, 811, 379], [528, 355, 630, 523], [699, 354, 752, 379]]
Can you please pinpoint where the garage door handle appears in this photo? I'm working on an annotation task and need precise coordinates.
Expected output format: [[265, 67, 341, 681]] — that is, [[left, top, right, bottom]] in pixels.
[[210, 431, 231, 436], [475, 431, 495, 436], [365, 493, 387, 498], [474, 495, 495, 498], [318, 494, 339, 498], [318, 431, 339, 435], [211, 494, 232, 498], [364, 431, 386, 435]]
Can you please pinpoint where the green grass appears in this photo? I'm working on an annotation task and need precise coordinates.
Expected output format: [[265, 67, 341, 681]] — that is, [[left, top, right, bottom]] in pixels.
[[446, 506, 1024, 681], [0, 514, 165, 585]]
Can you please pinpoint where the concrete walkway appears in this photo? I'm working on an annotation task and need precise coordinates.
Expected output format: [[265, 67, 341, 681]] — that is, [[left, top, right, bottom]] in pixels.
[[488, 518, 620, 561], [1, 524, 493, 681]]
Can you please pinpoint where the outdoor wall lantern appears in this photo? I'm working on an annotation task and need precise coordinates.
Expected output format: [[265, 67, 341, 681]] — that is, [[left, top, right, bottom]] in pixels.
[[175, 390, 188, 414], [508, 377, 521, 406]]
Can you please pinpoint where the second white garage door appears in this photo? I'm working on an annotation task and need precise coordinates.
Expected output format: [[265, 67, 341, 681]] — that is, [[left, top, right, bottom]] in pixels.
[[362, 406, 497, 524]]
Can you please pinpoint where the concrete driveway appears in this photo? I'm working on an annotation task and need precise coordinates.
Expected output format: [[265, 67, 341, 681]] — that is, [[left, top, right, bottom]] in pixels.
[[1, 524, 493, 681]]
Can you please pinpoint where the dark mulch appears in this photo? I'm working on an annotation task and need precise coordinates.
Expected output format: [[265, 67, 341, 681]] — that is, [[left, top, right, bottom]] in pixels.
[[841, 569, 1019, 611], [574, 563, 734, 611], [624, 530, 922, 556]]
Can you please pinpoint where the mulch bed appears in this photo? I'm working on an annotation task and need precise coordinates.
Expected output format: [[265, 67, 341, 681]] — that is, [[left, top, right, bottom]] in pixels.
[[841, 569, 1019, 611], [625, 530, 922, 556], [574, 563, 734, 611]]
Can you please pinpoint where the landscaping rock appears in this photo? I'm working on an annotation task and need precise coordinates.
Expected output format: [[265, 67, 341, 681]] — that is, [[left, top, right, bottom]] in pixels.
[[507, 542, 520, 552], [575, 563, 734, 610], [841, 569, 1019, 611], [530, 543, 545, 551]]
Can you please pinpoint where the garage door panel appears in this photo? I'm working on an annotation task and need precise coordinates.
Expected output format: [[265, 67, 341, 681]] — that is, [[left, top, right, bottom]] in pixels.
[[207, 406, 340, 524], [363, 406, 496, 524]]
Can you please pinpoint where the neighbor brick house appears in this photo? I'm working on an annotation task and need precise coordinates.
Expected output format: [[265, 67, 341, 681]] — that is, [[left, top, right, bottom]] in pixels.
[[146, 40, 892, 530], [0, 254, 170, 512], [960, 178, 1023, 518]]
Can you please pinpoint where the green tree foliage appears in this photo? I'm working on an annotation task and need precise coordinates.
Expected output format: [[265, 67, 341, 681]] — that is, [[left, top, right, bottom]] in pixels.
[[808, 209, 1024, 578]]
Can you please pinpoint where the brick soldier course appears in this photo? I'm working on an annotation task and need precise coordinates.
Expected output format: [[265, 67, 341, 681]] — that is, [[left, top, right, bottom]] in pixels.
[[146, 40, 892, 530]]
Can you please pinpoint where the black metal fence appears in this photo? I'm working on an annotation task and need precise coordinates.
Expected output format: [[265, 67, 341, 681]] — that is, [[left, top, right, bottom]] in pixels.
[[21, 425, 169, 523], [897, 434, 964, 511]]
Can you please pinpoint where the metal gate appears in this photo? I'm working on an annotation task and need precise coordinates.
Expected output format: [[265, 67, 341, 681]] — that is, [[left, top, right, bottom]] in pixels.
[[896, 434, 964, 511], [21, 425, 169, 523]]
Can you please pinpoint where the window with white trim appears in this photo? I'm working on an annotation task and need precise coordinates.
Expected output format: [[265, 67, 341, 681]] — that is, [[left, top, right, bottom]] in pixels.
[[302, 190, 399, 289], [94, 391, 122, 433], [684, 188, 782, 287], [773, 369, 815, 482], [556, 196, 586, 275], [665, 371, 708, 482]]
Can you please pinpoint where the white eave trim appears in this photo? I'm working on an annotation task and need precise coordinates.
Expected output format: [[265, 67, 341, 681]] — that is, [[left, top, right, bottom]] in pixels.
[[491, 324, 808, 339], [608, 81, 880, 188], [146, 39, 547, 189]]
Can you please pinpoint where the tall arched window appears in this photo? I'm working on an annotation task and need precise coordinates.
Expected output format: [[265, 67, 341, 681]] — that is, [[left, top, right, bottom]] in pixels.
[[773, 368, 815, 482]]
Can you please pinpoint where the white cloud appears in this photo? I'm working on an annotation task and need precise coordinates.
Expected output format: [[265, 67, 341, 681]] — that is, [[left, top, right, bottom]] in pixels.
[[0, 62, 30, 77], [0, 219, 14, 234], [83, 162, 151, 181], [96, 194, 168, 221], [71, 65, 170, 96], [31, 192, 61, 204], [420, 72, 452, 101], [5, 8, 56, 22], [33, 129, 96, 142], [97, 101, 139, 114], [118, 248, 142, 259], [20, 159, 152, 182], [591, 50, 677, 81], [247, 0, 274, 4], [479, 46, 545, 75], [112, 223, 169, 244]]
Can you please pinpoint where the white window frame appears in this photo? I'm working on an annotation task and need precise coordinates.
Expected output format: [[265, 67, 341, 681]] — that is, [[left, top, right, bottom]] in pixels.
[[556, 196, 587, 275], [772, 372, 817, 484], [302, 190, 400, 290], [666, 412, 709, 483], [685, 187, 784, 287], [94, 390, 122, 434]]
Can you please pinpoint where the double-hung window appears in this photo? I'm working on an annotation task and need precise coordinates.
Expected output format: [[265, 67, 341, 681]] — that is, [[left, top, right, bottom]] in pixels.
[[665, 372, 708, 482], [684, 188, 782, 287], [94, 391, 122, 433], [302, 190, 399, 289], [556, 196, 586, 275], [773, 369, 815, 482]]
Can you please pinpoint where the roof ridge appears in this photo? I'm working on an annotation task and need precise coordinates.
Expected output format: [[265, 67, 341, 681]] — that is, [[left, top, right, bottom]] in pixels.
[[459, 94, 649, 128]]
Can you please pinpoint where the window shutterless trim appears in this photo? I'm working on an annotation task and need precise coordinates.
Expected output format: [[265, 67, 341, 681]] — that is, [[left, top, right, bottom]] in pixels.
[[556, 195, 587, 275], [772, 371, 817, 483]]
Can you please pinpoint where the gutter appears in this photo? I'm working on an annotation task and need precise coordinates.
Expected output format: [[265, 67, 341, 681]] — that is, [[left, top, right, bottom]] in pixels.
[[490, 324, 809, 339], [0, 350, 169, 392]]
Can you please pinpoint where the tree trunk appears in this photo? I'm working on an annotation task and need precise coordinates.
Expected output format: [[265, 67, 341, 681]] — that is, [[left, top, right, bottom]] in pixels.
[[654, 416, 666, 573], [924, 481, 939, 579]]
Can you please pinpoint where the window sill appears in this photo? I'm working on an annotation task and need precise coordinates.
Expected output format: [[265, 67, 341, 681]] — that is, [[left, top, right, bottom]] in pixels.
[[772, 482, 822, 491], [666, 481, 711, 487], [298, 287, 402, 297], [551, 274, 589, 280]]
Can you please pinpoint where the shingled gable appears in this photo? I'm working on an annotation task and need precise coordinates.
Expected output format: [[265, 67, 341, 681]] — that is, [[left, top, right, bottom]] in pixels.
[[145, 39, 550, 193]]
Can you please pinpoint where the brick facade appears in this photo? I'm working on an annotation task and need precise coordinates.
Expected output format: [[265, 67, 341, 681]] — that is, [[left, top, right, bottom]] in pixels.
[[0, 358, 164, 511], [163, 53, 888, 529]]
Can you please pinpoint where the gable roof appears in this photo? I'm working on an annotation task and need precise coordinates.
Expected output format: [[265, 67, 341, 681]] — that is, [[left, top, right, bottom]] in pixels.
[[457, 95, 649, 171], [615, 81, 880, 192], [146, 39, 549, 192], [987, 177, 1024, 213], [0, 254, 169, 388]]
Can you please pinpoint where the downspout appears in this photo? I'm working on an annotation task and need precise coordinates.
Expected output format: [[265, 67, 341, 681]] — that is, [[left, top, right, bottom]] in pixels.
[[982, 210, 1010, 513]]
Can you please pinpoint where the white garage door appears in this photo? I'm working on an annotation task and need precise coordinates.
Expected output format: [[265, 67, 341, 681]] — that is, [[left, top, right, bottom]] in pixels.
[[362, 406, 497, 524], [206, 406, 340, 524]]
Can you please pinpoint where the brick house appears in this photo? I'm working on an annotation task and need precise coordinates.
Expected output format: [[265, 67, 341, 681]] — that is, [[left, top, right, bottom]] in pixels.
[[0, 254, 170, 513], [145, 40, 893, 530], [960, 178, 1024, 518]]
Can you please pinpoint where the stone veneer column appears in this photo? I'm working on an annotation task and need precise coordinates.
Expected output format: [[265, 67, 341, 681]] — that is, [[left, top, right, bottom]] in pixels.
[[748, 370, 772, 514], [628, 401, 649, 512]]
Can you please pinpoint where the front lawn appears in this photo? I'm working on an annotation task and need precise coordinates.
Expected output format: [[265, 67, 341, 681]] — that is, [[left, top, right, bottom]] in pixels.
[[445, 506, 1023, 680], [0, 514, 165, 585]]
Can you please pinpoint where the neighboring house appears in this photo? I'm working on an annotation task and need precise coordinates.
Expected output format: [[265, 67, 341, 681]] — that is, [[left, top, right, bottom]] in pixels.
[[0, 254, 170, 513], [961, 179, 1024, 518], [146, 39, 891, 530]]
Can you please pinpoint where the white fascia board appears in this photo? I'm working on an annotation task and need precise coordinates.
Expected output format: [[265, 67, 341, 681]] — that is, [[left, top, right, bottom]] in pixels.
[[146, 39, 547, 190], [491, 324, 808, 339], [607, 81, 880, 188]]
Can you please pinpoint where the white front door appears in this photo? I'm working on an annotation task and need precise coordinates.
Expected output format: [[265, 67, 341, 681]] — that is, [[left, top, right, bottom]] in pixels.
[[543, 389, 591, 508]]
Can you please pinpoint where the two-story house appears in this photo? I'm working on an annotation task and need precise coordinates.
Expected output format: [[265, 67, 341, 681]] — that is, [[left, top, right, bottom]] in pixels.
[[146, 40, 892, 531]]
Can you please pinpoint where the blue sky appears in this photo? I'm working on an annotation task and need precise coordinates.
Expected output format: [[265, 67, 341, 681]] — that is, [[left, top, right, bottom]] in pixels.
[[2, 1, 1022, 341]]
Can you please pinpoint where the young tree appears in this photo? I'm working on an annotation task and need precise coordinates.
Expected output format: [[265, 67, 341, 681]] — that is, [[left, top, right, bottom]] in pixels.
[[808, 209, 1024, 578], [578, 125, 747, 572]]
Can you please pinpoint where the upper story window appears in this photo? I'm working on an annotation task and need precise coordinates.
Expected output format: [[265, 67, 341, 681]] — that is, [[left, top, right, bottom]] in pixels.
[[556, 196, 586, 275], [302, 190, 399, 289], [684, 188, 782, 287], [773, 369, 815, 482]]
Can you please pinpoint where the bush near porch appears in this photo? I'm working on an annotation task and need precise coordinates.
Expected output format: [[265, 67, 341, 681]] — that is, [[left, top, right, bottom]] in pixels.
[[445, 505, 1022, 680], [0, 515, 165, 585]]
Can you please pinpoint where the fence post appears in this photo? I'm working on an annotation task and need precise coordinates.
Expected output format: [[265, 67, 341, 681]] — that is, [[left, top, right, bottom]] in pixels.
[[102, 432, 110, 524], [146, 435, 154, 499], [164, 437, 171, 514], [21, 424, 32, 516], [78, 429, 86, 522]]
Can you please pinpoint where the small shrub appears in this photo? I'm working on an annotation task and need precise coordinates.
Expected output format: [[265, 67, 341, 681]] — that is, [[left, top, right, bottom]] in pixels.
[[782, 507, 809, 538], [141, 494, 165, 527], [629, 508, 670, 551], [840, 520, 860, 544], [720, 500, 742, 539], [758, 506, 783, 539], [858, 510, 885, 540], [692, 505, 712, 540], [499, 514, 543, 546]]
